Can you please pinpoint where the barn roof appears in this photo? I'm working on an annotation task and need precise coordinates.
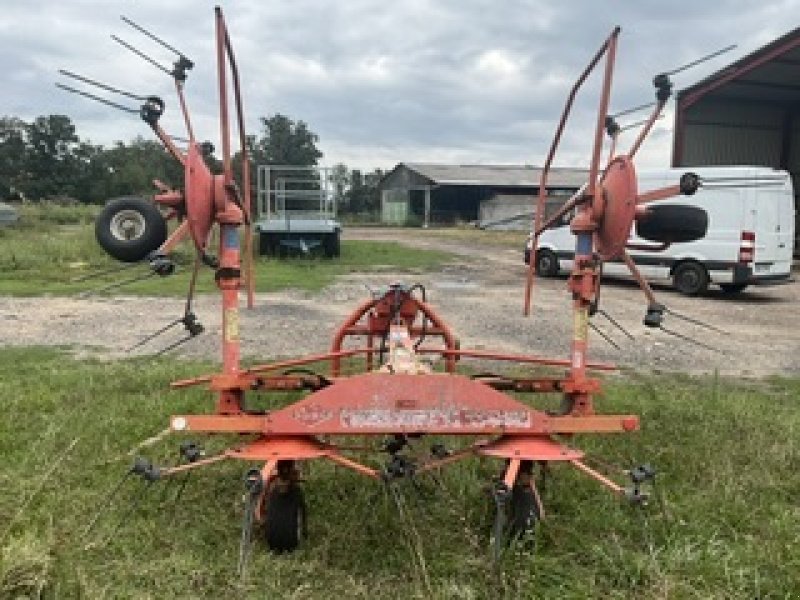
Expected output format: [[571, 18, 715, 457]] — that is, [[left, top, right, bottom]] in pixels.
[[383, 163, 588, 189], [677, 26, 800, 109]]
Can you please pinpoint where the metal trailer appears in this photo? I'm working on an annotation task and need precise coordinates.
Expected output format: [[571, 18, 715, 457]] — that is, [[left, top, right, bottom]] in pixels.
[[255, 165, 342, 257]]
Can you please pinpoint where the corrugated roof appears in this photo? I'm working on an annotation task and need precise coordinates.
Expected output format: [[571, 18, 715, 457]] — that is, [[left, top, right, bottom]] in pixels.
[[677, 27, 800, 108], [399, 163, 588, 188]]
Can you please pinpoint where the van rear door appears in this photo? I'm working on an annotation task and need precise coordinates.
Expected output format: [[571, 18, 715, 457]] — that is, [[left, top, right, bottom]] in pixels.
[[751, 169, 793, 277]]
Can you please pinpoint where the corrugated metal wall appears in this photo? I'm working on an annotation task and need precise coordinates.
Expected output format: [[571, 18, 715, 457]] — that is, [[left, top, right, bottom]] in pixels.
[[680, 100, 784, 166], [677, 99, 799, 254]]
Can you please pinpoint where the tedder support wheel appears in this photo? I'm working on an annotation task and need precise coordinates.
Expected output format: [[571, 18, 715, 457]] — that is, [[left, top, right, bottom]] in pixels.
[[508, 483, 539, 538], [635, 204, 708, 244], [95, 196, 167, 262], [535, 248, 559, 277], [672, 261, 709, 296], [263, 482, 306, 553]]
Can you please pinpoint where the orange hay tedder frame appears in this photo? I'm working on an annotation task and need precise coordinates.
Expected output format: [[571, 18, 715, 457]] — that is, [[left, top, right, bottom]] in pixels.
[[64, 9, 724, 572]]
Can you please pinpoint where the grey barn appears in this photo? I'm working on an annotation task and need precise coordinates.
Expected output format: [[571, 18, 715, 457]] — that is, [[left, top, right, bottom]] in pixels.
[[379, 163, 587, 229]]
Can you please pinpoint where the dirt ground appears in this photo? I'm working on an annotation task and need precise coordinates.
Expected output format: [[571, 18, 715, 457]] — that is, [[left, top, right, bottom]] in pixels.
[[1, 227, 797, 377]]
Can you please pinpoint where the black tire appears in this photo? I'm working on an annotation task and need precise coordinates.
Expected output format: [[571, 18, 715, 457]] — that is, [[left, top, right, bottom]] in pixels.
[[263, 483, 306, 553], [95, 196, 167, 262], [535, 249, 559, 277], [636, 204, 708, 244], [720, 283, 748, 294], [672, 261, 709, 296], [259, 231, 278, 256], [508, 484, 539, 538], [323, 231, 341, 258]]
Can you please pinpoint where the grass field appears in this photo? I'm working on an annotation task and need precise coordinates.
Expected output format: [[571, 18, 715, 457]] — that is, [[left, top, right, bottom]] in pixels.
[[0, 347, 797, 598], [0, 203, 453, 296]]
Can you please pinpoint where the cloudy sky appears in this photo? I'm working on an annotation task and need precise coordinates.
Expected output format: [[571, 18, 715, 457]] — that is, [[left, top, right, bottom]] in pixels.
[[3, 0, 797, 170]]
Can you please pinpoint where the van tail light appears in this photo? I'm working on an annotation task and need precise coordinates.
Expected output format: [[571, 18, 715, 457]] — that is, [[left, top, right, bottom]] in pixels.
[[739, 231, 755, 264]]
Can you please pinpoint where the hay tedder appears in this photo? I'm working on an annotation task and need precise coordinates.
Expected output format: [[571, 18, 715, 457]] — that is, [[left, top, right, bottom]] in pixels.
[[62, 9, 734, 573]]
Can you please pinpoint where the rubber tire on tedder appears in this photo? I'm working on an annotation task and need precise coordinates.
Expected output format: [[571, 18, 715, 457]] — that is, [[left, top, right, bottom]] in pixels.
[[508, 483, 539, 538], [635, 204, 708, 244], [263, 483, 306, 552], [95, 196, 168, 262]]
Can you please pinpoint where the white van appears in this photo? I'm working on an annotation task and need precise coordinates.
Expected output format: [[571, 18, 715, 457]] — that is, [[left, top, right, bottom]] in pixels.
[[525, 166, 795, 295]]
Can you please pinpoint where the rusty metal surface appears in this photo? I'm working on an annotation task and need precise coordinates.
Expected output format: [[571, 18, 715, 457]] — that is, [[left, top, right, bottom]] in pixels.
[[477, 435, 583, 461]]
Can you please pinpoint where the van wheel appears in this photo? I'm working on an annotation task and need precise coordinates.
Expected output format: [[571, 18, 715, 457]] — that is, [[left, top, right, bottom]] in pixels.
[[720, 283, 748, 294], [636, 204, 708, 244], [672, 261, 709, 296], [535, 249, 559, 277]]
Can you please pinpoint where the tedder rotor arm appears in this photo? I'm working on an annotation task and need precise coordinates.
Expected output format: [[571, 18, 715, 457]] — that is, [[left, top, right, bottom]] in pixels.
[[524, 27, 621, 316]]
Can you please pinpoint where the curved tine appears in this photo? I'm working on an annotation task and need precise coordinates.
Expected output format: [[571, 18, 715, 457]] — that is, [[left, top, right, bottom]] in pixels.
[[121, 16, 190, 61], [610, 101, 656, 119], [58, 70, 146, 101], [659, 325, 720, 353], [589, 321, 620, 350], [665, 307, 725, 334], [55, 83, 138, 114], [663, 44, 736, 77], [523, 27, 619, 316], [619, 114, 663, 134], [223, 25, 255, 309], [111, 35, 172, 77]]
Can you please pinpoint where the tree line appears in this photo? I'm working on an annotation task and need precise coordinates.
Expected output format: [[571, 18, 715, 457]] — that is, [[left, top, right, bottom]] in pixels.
[[0, 113, 384, 215]]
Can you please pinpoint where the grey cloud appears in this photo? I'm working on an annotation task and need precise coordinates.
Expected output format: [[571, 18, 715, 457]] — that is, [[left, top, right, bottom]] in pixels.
[[2, 0, 797, 170]]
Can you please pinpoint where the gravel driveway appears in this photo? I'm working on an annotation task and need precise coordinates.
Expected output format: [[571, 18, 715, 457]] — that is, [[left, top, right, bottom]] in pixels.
[[1, 227, 797, 377]]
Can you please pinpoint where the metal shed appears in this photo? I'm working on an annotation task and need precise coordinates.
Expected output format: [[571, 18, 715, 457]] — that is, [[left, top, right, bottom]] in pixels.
[[379, 163, 587, 229], [672, 27, 800, 251]]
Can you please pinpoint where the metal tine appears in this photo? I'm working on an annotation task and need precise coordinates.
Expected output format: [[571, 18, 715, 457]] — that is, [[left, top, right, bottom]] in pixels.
[[659, 325, 720, 353], [82, 471, 133, 538], [619, 115, 663, 133], [610, 101, 656, 119], [663, 44, 737, 77], [55, 83, 138, 114], [77, 270, 156, 298], [665, 307, 725, 334], [121, 15, 191, 63], [151, 334, 196, 357], [126, 318, 183, 352], [701, 175, 786, 183], [589, 321, 621, 351], [702, 182, 785, 189], [111, 34, 173, 77], [598, 308, 635, 340], [58, 69, 145, 101], [95, 480, 156, 547], [70, 260, 142, 283]]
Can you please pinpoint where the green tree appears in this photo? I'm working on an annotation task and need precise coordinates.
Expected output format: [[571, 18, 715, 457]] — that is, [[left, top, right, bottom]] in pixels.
[[346, 168, 383, 215], [251, 114, 323, 166], [329, 162, 350, 211], [0, 117, 28, 199], [23, 115, 82, 200]]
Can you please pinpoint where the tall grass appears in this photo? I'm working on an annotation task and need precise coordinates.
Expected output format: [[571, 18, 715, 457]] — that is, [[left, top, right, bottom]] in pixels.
[[0, 204, 453, 296], [0, 348, 797, 598]]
